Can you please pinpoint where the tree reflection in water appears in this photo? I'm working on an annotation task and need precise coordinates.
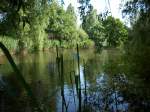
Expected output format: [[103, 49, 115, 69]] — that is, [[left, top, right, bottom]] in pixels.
[[0, 50, 150, 112]]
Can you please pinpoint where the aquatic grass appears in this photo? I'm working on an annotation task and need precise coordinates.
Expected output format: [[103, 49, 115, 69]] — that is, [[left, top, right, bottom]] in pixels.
[[83, 60, 87, 110], [0, 42, 43, 112]]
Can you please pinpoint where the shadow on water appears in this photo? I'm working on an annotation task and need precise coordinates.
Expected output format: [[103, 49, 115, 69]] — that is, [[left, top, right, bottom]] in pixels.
[[0, 48, 150, 112]]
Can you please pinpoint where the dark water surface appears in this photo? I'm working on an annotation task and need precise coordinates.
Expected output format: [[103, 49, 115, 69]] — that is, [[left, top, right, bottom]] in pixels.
[[0, 49, 150, 112]]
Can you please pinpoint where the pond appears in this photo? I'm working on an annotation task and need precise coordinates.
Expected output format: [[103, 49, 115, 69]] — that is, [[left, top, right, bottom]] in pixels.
[[0, 48, 150, 112]]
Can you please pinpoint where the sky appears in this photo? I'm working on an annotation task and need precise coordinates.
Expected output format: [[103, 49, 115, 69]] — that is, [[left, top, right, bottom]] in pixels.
[[63, 0, 125, 25]]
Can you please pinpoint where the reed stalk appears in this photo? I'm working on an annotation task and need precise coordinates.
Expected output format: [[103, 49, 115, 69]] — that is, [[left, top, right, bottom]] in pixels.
[[60, 54, 68, 112], [76, 44, 81, 112], [83, 60, 87, 109]]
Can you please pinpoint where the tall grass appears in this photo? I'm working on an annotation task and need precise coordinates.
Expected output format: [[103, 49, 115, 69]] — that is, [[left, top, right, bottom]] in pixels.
[[0, 36, 18, 52]]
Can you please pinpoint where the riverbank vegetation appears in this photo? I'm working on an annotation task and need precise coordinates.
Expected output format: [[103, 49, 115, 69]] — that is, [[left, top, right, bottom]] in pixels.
[[120, 0, 150, 81], [0, 0, 128, 53]]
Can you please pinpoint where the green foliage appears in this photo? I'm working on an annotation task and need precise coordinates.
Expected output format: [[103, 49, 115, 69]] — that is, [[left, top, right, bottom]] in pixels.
[[82, 8, 128, 49], [103, 16, 128, 47], [0, 0, 51, 51], [1, 0, 130, 52], [90, 23, 105, 48], [0, 0, 94, 51], [82, 9, 99, 31], [77, 28, 94, 48], [0, 36, 17, 51], [82, 9, 105, 49], [46, 2, 93, 48], [123, 0, 150, 81], [27, 0, 50, 51], [66, 3, 77, 25], [124, 19, 150, 80], [47, 2, 78, 42]]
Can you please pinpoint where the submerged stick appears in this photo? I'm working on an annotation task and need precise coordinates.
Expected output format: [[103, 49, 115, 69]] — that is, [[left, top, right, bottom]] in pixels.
[[56, 48, 61, 78], [56, 45, 59, 58], [76, 44, 81, 112], [60, 54, 68, 112], [75, 75, 79, 94]]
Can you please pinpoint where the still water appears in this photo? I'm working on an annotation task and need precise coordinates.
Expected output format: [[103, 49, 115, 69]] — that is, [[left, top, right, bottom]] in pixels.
[[0, 49, 150, 112]]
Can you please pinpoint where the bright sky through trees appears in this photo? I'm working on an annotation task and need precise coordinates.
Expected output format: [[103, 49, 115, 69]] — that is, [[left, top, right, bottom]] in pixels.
[[63, 0, 124, 25]]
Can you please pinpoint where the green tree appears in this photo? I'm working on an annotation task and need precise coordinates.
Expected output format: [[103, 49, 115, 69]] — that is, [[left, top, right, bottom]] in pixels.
[[77, 28, 94, 48], [47, 2, 72, 43], [103, 16, 128, 47], [27, 0, 50, 51], [47, 2, 80, 48], [0, 0, 32, 51], [0, 0, 93, 50], [82, 9, 98, 32], [0, 0, 51, 51], [66, 3, 77, 25], [90, 23, 105, 48], [82, 9, 105, 48]]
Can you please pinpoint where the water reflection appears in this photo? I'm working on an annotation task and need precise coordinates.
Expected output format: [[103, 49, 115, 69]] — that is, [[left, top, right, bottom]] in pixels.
[[0, 49, 150, 112]]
